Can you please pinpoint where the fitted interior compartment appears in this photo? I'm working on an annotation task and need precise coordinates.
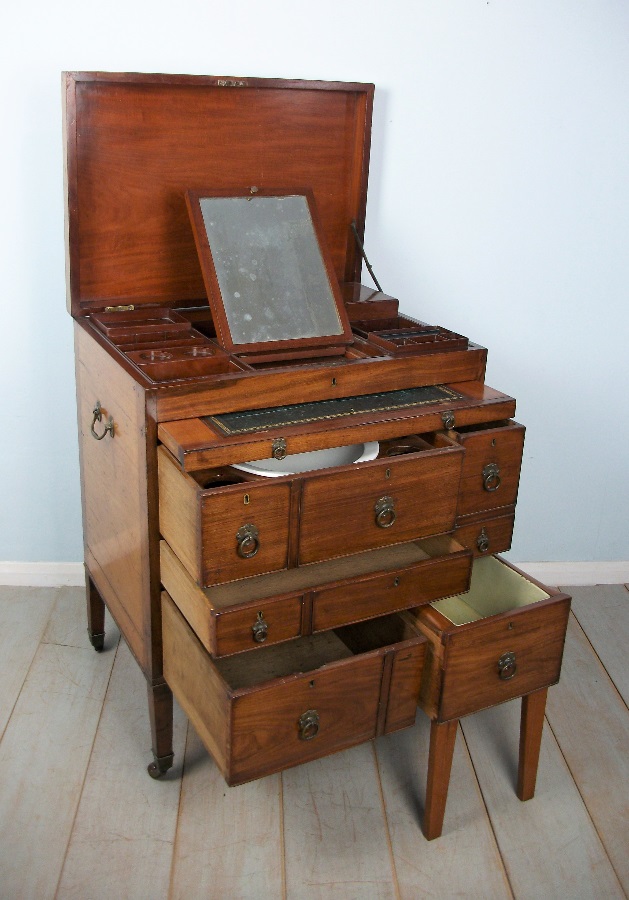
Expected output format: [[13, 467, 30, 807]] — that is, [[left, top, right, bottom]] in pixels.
[[431, 556, 550, 626], [213, 612, 420, 690]]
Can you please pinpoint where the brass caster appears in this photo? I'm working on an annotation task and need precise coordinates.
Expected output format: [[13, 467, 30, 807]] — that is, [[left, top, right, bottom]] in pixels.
[[147, 753, 174, 779]]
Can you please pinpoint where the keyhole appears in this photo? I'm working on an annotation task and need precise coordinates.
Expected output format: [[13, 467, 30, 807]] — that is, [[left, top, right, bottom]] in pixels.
[[244, 494, 250, 505]]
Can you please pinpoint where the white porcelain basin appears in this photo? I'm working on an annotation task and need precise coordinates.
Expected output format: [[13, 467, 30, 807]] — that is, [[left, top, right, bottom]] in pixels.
[[233, 442, 379, 477]]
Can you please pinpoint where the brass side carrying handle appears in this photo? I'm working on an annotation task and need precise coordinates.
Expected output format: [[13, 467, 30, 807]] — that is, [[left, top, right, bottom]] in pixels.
[[375, 495, 396, 528], [498, 651, 517, 680], [298, 709, 320, 741], [90, 401, 114, 440], [482, 463, 501, 492], [236, 524, 260, 558], [252, 611, 268, 643]]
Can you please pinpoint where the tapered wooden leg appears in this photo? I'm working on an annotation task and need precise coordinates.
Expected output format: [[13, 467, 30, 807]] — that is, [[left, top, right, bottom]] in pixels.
[[517, 687, 548, 801], [85, 571, 106, 652], [147, 680, 174, 779], [424, 718, 459, 840]]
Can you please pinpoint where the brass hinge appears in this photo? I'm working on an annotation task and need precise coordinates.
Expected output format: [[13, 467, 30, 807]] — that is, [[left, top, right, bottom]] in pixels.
[[104, 304, 135, 312]]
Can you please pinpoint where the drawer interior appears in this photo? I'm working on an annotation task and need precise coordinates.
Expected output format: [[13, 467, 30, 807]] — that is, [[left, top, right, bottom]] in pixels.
[[214, 613, 419, 690], [430, 557, 550, 625]]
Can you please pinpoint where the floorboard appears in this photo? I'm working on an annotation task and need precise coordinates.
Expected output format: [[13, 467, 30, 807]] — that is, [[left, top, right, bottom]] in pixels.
[[0, 590, 117, 900], [56, 640, 187, 900], [461, 700, 625, 899], [545, 614, 629, 892], [0, 586, 57, 738], [0, 584, 627, 899], [376, 714, 513, 899], [566, 585, 629, 706], [169, 729, 284, 900]]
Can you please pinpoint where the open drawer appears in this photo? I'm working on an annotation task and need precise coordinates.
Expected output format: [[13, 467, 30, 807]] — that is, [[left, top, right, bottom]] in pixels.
[[158, 432, 465, 586], [160, 533, 471, 657], [412, 556, 571, 722], [450, 419, 525, 517], [162, 592, 426, 785]]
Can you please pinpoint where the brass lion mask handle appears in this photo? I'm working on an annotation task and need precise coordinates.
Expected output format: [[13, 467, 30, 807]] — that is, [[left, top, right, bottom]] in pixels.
[[375, 495, 396, 528], [236, 524, 260, 558]]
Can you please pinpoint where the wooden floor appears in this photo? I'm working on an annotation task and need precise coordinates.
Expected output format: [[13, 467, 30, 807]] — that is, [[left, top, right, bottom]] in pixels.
[[0, 584, 627, 899]]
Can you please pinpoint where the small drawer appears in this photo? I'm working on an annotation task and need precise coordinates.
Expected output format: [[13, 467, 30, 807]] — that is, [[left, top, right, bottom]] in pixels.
[[454, 507, 515, 557], [162, 592, 426, 785], [158, 432, 464, 586], [451, 420, 525, 516], [160, 534, 471, 657], [413, 556, 570, 722]]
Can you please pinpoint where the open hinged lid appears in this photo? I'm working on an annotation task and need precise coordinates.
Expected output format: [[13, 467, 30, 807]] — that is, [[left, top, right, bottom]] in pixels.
[[63, 72, 374, 319]]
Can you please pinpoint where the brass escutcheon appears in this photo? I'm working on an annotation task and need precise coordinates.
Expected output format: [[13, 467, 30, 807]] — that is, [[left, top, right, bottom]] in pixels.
[[236, 523, 260, 558], [90, 401, 114, 440], [298, 709, 320, 741], [252, 611, 268, 643], [375, 496, 396, 528], [482, 463, 501, 492], [497, 651, 517, 680]]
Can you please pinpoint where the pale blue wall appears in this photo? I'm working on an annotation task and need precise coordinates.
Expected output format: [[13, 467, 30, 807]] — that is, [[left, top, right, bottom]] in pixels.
[[1, 0, 628, 564]]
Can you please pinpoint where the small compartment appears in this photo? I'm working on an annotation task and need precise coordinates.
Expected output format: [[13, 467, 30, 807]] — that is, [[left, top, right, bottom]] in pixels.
[[453, 507, 516, 557], [91, 307, 192, 344], [126, 340, 232, 381], [159, 533, 471, 657], [413, 557, 571, 721], [352, 315, 468, 356], [449, 419, 525, 516], [162, 591, 425, 785]]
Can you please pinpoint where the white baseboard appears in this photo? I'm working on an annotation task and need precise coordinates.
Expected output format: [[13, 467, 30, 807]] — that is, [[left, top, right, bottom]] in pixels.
[[0, 562, 85, 587], [508, 561, 629, 587], [0, 560, 627, 589]]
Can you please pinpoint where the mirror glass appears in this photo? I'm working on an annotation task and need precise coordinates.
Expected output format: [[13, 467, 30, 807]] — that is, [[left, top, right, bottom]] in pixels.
[[199, 195, 343, 345]]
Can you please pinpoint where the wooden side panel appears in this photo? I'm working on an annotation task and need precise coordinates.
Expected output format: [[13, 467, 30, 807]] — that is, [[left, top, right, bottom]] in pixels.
[[75, 323, 149, 669], [157, 447, 200, 580], [440, 596, 571, 721], [161, 592, 230, 777], [299, 448, 464, 565], [383, 641, 426, 733]]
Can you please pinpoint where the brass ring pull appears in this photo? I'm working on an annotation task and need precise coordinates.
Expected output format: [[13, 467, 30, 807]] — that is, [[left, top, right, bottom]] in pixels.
[[441, 410, 455, 429], [375, 496, 396, 528], [252, 611, 268, 643], [476, 528, 490, 553], [90, 401, 114, 440], [236, 524, 260, 559], [272, 438, 287, 460], [498, 651, 517, 680], [298, 709, 320, 741], [482, 463, 501, 492]]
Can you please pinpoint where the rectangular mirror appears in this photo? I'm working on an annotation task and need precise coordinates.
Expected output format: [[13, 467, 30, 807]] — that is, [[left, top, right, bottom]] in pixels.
[[186, 189, 352, 356]]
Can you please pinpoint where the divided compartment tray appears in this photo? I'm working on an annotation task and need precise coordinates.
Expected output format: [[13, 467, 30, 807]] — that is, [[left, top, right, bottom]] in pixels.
[[91, 307, 192, 345], [353, 315, 468, 356]]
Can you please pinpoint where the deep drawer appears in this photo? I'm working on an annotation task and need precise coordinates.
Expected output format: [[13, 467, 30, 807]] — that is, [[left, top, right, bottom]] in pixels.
[[162, 592, 426, 785], [160, 534, 471, 657], [412, 556, 570, 721], [451, 419, 525, 517], [158, 433, 464, 586]]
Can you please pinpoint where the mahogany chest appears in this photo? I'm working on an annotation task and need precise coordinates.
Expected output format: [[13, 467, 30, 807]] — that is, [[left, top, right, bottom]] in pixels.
[[64, 71, 570, 838]]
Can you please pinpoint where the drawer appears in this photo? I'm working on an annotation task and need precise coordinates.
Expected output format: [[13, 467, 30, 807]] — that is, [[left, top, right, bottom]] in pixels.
[[158, 432, 464, 586], [160, 534, 470, 657], [453, 507, 515, 557], [412, 556, 571, 722], [162, 591, 426, 785], [451, 419, 525, 516]]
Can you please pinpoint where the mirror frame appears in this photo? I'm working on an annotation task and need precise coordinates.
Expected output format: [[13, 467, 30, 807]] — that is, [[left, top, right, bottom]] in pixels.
[[186, 187, 353, 357]]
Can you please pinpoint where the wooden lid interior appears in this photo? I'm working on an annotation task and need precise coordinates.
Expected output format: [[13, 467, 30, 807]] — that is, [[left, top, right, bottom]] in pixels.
[[64, 73, 374, 316]]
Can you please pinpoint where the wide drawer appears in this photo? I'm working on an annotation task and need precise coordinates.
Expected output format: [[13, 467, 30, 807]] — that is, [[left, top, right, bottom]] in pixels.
[[450, 419, 525, 517], [162, 591, 426, 785], [160, 533, 471, 657], [158, 432, 464, 586], [412, 556, 571, 722]]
